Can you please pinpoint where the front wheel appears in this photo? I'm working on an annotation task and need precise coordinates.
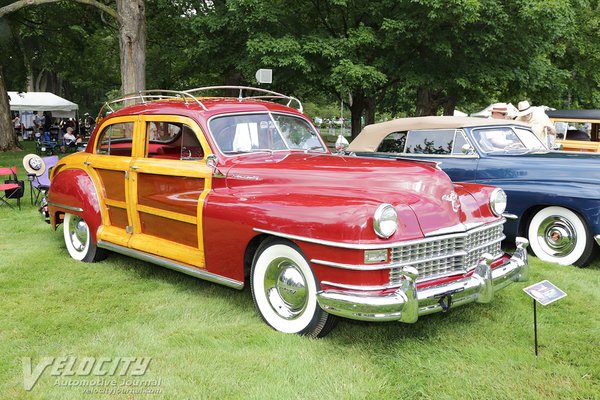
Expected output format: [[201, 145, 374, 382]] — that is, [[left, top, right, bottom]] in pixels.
[[63, 213, 106, 262], [251, 239, 337, 337], [527, 206, 597, 267]]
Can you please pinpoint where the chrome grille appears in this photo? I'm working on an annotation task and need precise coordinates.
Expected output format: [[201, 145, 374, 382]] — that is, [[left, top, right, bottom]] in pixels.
[[389, 222, 505, 283]]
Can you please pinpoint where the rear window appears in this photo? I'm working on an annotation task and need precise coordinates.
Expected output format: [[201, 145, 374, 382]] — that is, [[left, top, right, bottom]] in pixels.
[[96, 122, 134, 156]]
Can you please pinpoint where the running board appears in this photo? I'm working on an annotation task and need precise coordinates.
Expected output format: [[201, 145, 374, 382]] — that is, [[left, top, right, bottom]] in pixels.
[[97, 240, 244, 290]]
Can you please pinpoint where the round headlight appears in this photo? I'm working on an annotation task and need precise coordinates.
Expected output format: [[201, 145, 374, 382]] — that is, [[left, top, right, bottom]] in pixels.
[[490, 188, 507, 216], [373, 204, 398, 239]]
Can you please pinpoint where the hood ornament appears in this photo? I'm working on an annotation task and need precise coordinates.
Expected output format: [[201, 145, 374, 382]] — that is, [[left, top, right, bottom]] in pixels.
[[442, 191, 460, 213]]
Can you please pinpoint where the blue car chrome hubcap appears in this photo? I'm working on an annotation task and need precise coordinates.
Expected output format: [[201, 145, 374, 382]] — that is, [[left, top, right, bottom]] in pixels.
[[538, 216, 577, 256]]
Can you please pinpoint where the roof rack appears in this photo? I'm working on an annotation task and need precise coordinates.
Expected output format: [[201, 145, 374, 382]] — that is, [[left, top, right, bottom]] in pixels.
[[183, 86, 303, 113], [97, 89, 207, 119], [97, 86, 303, 119]]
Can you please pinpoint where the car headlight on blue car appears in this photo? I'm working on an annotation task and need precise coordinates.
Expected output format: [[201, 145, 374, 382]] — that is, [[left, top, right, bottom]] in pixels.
[[374, 203, 398, 239], [490, 188, 507, 216]]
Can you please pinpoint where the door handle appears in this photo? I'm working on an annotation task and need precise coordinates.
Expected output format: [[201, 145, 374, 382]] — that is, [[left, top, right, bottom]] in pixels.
[[131, 166, 141, 170]]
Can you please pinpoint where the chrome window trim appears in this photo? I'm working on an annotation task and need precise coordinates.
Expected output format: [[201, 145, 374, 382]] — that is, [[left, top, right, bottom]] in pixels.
[[206, 111, 327, 157], [389, 153, 480, 159], [373, 129, 480, 159], [469, 125, 546, 154], [255, 219, 505, 251]]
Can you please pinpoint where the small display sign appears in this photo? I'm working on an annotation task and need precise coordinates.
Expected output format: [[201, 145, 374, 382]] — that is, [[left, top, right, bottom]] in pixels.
[[523, 280, 567, 306]]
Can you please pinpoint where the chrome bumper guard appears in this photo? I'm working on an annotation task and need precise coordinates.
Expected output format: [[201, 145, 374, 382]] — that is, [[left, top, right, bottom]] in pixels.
[[317, 237, 529, 322]]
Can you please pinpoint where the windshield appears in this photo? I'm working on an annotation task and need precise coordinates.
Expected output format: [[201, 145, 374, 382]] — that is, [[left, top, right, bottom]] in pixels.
[[471, 126, 548, 153], [209, 113, 327, 155]]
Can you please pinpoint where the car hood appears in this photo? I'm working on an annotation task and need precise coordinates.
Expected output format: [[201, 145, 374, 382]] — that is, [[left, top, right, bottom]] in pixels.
[[223, 152, 477, 236]]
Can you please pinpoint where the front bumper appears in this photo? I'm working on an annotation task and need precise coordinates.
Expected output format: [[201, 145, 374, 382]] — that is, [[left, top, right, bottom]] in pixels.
[[317, 237, 529, 322]]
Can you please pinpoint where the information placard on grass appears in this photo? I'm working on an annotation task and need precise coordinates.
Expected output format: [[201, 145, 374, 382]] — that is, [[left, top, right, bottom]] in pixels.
[[523, 280, 567, 305]]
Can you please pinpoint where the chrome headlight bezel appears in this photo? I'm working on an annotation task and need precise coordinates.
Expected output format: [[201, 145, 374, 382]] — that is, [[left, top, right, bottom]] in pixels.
[[490, 188, 507, 216], [373, 203, 398, 239]]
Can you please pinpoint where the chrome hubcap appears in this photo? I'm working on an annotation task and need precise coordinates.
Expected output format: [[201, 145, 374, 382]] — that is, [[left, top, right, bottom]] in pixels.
[[537, 216, 577, 256], [264, 257, 308, 320], [69, 216, 88, 252]]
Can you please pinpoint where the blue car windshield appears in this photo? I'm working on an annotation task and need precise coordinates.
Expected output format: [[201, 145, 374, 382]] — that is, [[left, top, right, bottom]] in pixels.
[[472, 126, 548, 153]]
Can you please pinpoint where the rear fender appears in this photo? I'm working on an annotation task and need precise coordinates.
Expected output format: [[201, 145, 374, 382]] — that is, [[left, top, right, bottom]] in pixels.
[[48, 168, 102, 244]]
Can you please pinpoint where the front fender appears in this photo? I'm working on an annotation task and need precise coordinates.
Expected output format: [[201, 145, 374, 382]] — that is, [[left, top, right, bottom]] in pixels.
[[202, 191, 423, 283], [48, 168, 102, 244]]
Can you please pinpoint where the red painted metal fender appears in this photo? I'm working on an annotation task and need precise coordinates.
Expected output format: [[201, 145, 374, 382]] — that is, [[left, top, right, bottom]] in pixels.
[[48, 168, 102, 244]]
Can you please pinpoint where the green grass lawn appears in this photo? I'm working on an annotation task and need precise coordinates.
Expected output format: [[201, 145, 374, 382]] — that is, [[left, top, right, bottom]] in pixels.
[[1, 144, 599, 399]]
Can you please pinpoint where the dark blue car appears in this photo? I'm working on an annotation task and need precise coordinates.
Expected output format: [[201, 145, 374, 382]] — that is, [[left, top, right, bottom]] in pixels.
[[348, 116, 600, 267]]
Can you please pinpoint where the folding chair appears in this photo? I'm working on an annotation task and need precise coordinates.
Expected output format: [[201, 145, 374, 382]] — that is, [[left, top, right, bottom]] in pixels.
[[23, 154, 58, 206], [0, 166, 23, 210]]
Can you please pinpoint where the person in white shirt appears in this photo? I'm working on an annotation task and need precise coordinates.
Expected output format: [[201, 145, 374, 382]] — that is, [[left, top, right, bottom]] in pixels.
[[63, 127, 76, 145], [515, 100, 556, 147]]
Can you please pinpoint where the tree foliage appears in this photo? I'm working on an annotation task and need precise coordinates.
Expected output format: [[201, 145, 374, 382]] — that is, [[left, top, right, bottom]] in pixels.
[[1, 0, 600, 151]]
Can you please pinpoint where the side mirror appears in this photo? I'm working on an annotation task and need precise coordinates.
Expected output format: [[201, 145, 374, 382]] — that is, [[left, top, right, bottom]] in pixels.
[[461, 143, 475, 155], [335, 135, 349, 153], [206, 154, 225, 178]]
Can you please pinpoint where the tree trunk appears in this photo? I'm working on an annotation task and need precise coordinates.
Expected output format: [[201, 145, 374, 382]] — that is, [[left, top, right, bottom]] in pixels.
[[117, 0, 146, 95], [415, 86, 440, 116], [442, 93, 458, 116], [365, 97, 376, 127], [349, 94, 366, 140], [0, 66, 21, 152]]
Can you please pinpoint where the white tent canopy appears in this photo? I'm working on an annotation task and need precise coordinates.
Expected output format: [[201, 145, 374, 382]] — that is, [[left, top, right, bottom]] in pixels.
[[8, 91, 78, 118]]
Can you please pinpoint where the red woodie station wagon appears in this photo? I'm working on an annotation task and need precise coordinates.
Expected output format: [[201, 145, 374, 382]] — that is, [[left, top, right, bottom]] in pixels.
[[46, 87, 529, 337]]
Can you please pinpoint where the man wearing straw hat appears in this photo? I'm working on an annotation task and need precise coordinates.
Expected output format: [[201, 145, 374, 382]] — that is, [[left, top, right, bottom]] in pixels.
[[515, 100, 556, 147], [489, 102, 510, 120]]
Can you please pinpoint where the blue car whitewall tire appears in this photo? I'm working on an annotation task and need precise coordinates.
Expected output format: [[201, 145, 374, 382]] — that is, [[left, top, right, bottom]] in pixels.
[[528, 206, 596, 267]]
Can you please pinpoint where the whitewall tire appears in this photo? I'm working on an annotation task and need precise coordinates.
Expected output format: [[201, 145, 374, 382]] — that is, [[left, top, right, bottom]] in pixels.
[[63, 213, 106, 262], [251, 239, 337, 337], [527, 206, 596, 267]]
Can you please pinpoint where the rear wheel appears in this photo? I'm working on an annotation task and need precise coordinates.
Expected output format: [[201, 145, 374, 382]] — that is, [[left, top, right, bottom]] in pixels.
[[63, 213, 106, 262], [527, 206, 597, 267], [251, 239, 337, 337]]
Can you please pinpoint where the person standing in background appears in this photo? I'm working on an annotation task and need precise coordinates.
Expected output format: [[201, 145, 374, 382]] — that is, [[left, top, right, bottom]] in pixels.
[[515, 100, 557, 147], [490, 103, 510, 120]]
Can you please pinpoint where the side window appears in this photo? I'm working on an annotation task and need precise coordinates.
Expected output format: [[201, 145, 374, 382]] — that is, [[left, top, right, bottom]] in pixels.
[[452, 130, 469, 155], [377, 132, 407, 153], [406, 129, 454, 155], [96, 122, 134, 156], [146, 121, 204, 160]]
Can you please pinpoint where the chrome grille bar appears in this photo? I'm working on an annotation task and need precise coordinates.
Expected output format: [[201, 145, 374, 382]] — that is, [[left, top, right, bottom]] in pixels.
[[390, 221, 505, 283]]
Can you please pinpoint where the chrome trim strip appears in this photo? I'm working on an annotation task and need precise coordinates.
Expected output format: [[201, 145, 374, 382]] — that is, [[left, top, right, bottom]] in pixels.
[[313, 248, 469, 273], [502, 213, 518, 220], [311, 259, 391, 271], [48, 202, 84, 213], [97, 241, 244, 290], [321, 280, 401, 291], [254, 219, 505, 250]]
